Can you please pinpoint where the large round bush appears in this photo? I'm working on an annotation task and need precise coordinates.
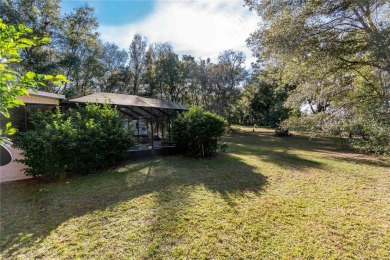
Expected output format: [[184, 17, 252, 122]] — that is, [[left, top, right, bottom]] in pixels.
[[172, 107, 227, 158], [13, 103, 134, 178]]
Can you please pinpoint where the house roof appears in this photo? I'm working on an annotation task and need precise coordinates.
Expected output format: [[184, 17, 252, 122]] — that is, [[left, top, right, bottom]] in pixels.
[[16, 90, 65, 105], [28, 90, 65, 100], [69, 92, 188, 119]]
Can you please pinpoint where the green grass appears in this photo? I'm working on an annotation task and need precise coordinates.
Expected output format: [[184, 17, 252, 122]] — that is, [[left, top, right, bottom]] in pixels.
[[1, 126, 389, 259]]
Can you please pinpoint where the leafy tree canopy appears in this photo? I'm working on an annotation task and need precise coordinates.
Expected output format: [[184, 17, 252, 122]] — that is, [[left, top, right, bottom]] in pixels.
[[0, 18, 67, 142], [245, 0, 390, 154]]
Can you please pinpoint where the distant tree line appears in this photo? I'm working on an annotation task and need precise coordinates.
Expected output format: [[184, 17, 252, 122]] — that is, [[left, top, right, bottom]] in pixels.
[[0, 0, 289, 125], [1, 0, 249, 121], [3, 0, 388, 154]]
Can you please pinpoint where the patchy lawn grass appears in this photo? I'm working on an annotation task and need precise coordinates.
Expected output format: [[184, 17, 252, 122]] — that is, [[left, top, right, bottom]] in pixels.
[[1, 126, 389, 259]]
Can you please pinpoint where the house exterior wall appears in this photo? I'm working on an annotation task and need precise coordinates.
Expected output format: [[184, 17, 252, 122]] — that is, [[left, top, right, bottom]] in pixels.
[[1, 105, 57, 132], [1, 93, 62, 132], [5, 107, 26, 131]]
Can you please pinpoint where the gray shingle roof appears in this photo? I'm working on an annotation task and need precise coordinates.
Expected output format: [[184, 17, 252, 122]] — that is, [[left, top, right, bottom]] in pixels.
[[69, 92, 188, 111]]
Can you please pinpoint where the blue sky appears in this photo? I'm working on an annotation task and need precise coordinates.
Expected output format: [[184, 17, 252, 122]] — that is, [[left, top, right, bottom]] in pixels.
[[61, 0, 156, 25], [61, 0, 259, 67]]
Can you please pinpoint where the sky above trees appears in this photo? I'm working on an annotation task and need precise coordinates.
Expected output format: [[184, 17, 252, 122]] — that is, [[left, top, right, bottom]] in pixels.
[[61, 0, 258, 66]]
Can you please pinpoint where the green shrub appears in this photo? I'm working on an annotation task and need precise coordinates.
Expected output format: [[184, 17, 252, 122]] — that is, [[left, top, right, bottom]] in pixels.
[[13, 103, 134, 178], [274, 126, 289, 137], [350, 117, 390, 155], [219, 142, 228, 152], [172, 107, 227, 158]]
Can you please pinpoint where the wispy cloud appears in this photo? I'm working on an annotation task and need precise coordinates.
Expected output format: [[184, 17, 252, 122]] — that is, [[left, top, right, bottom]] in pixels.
[[99, 0, 259, 67]]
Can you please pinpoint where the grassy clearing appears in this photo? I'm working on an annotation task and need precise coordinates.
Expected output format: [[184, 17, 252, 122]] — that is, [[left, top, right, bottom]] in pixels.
[[1, 126, 389, 259]]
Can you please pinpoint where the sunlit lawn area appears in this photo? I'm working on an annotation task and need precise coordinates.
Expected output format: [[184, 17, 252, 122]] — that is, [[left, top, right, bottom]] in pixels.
[[1, 126, 389, 259]]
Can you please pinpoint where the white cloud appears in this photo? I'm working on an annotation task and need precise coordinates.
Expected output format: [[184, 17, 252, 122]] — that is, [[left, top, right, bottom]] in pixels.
[[99, 0, 259, 68]]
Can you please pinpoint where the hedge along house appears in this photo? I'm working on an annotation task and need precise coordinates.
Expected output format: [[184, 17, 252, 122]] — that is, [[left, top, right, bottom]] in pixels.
[[0, 91, 65, 180], [1, 90, 66, 132], [69, 92, 188, 157]]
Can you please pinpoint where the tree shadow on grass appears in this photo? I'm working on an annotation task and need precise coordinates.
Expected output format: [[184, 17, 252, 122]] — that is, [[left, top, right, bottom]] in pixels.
[[228, 129, 390, 170], [229, 129, 337, 153], [231, 142, 325, 171], [0, 153, 267, 257], [325, 154, 390, 169]]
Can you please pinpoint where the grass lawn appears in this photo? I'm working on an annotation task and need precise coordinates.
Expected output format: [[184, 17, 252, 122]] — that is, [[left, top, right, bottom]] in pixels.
[[1, 126, 389, 259]]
